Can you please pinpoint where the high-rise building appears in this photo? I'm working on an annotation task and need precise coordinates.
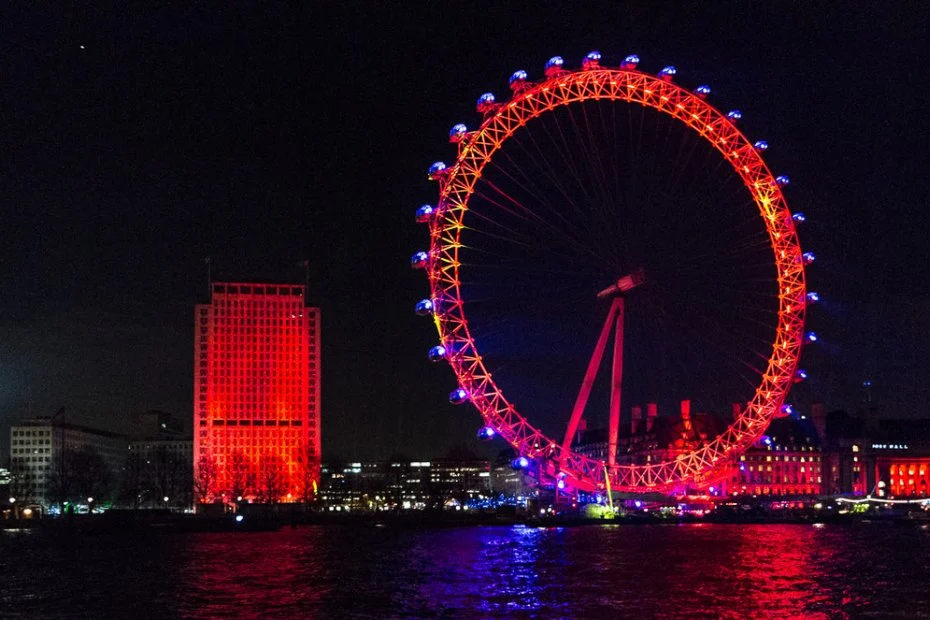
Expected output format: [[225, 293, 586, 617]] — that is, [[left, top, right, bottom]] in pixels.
[[194, 282, 321, 505]]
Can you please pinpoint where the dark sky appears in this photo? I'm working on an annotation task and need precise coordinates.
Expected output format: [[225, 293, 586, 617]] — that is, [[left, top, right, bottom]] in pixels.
[[3, 3, 929, 461]]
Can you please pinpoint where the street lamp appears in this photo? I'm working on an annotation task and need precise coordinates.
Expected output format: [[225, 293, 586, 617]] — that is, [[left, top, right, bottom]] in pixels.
[[163, 496, 170, 511], [8, 497, 16, 520], [87, 497, 94, 514]]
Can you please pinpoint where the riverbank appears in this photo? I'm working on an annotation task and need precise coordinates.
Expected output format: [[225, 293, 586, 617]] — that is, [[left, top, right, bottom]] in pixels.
[[3, 506, 929, 534]]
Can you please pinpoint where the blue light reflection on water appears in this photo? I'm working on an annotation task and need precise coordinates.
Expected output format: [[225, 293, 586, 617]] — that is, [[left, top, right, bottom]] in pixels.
[[2, 523, 930, 618]]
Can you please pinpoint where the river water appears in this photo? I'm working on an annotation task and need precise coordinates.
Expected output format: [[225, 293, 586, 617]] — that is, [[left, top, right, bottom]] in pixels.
[[1, 522, 928, 618]]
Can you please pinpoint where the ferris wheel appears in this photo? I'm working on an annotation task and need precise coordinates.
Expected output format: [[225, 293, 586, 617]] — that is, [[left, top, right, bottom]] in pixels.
[[412, 51, 815, 494]]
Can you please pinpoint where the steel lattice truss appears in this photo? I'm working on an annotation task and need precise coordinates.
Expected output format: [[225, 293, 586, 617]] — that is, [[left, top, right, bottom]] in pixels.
[[419, 59, 807, 494]]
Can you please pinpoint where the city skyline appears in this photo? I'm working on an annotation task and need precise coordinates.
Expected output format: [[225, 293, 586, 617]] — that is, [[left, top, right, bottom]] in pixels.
[[3, 4, 930, 462]]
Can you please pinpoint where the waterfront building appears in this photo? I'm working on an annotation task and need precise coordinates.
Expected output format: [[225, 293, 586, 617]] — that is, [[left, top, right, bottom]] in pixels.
[[127, 412, 193, 509], [320, 459, 494, 511], [9, 414, 128, 510], [573, 400, 930, 500], [730, 416, 823, 497], [194, 282, 321, 505]]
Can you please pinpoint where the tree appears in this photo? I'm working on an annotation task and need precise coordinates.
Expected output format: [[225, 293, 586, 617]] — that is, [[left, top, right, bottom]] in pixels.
[[47, 446, 111, 511], [119, 450, 149, 509], [295, 450, 319, 506], [226, 450, 254, 502], [194, 455, 217, 504], [257, 453, 286, 504]]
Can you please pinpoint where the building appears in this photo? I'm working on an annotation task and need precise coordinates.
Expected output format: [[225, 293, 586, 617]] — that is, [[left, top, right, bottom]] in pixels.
[[126, 411, 193, 509], [574, 400, 930, 501], [194, 282, 321, 505], [728, 416, 823, 497], [9, 414, 128, 511], [320, 459, 495, 511]]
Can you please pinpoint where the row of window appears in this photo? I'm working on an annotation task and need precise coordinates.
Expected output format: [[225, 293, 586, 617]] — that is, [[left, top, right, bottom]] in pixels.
[[11, 429, 51, 437]]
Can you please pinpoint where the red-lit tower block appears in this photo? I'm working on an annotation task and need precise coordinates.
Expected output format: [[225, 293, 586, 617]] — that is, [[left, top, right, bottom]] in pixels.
[[194, 283, 321, 505]]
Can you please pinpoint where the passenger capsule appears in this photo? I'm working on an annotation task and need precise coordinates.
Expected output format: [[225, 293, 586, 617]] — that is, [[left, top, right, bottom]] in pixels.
[[658, 66, 677, 81], [727, 110, 742, 121], [449, 387, 469, 405], [754, 140, 769, 151], [792, 212, 806, 223], [545, 56, 564, 76], [477, 426, 496, 440], [476, 92, 496, 113], [511, 456, 530, 469], [415, 204, 434, 223], [509, 70, 528, 89], [410, 251, 429, 269], [695, 85, 711, 97], [805, 331, 818, 344], [781, 404, 794, 416], [776, 175, 790, 187], [428, 345, 447, 362], [428, 161, 447, 180], [582, 51, 601, 69], [557, 479, 566, 490], [802, 252, 816, 265], [415, 299, 434, 316], [448, 123, 468, 142], [794, 369, 809, 382], [806, 291, 820, 304], [621, 54, 640, 69]]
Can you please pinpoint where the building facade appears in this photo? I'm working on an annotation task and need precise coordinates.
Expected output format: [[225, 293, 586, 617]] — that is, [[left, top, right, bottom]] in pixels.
[[9, 415, 128, 510], [320, 459, 495, 511], [127, 412, 193, 509], [194, 282, 321, 505]]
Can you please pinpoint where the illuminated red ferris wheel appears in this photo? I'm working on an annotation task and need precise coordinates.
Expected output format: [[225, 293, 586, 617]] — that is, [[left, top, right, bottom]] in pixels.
[[412, 51, 815, 495]]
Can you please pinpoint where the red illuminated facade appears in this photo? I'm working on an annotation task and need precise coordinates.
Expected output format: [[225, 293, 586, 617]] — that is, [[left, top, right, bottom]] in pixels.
[[194, 283, 321, 504]]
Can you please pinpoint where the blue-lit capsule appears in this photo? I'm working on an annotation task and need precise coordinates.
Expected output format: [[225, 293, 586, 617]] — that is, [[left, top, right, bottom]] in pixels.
[[448, 123, 468, 142], [557, 479, 566, 490], [582, 51, 601, 69], [781, 404, 794, 416], [806, 331, 818, 343], [806, 291, 820, 304], [477, 426, 496, 441], [428, 345, 447, 362], [795, 369, 809, 382], [415, 299, 434, 316], [727, 110, 742, 121], [658, 65, 677, 80], [509, 70, 528, 88], [476, 92, 496, 113], [621, 54, 640, 69], [512, 456, 530, 469], [754, 140, 769, 151], [545, 56, 564, 76], [792, 212, 806, 223], [763, 436, 773, 445], [776, 175, 790, 186], [415, 204, 434, 223], [449, 387, 469, 405], [802, 252, 816, 265], [428, 161, 447, 179], [695, 85, 711, 97], [410, 251, 429, 269]]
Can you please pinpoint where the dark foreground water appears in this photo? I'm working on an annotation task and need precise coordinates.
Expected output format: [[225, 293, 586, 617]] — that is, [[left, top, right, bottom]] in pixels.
[[2, 522, 929, 618]]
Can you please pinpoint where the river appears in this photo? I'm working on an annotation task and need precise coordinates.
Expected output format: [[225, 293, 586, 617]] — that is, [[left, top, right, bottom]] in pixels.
[[1, 522, 928, 618]]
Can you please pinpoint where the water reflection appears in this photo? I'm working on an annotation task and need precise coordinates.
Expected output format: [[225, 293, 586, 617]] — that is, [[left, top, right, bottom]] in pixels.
[[2, 523, 929, 618]]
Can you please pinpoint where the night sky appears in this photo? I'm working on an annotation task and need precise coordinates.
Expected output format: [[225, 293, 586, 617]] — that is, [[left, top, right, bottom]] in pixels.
[[3, 3, 930, 461]]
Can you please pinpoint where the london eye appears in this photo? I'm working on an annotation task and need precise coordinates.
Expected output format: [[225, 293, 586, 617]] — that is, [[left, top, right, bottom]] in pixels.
[[412, 51, 813, 495]]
